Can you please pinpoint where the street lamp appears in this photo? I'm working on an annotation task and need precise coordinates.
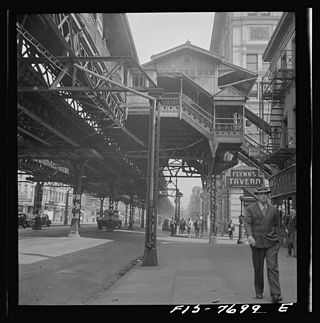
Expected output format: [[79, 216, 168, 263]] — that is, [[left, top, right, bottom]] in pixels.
[[237, 196, 246, 244]]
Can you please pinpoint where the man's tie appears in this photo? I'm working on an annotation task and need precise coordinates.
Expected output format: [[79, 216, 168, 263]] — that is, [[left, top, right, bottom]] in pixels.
[[262, 204, 267, 216]]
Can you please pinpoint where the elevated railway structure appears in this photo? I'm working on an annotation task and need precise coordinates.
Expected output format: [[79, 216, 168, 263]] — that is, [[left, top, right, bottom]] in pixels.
[[16, 13, 278, 265]]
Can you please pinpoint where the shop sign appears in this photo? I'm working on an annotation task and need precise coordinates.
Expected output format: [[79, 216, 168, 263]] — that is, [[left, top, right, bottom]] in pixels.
[[269, 165, 296, 197], [226, 169, 264, 188]]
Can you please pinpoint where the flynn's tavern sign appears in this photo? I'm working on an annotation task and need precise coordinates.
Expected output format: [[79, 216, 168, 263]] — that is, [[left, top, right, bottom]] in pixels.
[[226, 169, 264, 188]]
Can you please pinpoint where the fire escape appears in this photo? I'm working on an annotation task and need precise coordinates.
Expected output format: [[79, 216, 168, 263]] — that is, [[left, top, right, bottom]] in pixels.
[[260, 49, 296, 169]]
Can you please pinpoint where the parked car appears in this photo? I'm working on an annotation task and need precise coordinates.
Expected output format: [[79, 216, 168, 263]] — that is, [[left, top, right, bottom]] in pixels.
[[97, 210, 122, 230], [25, 216, 32, 227], [38, 214, 51, 227], [18, 213, 27, 228], [30, 214, 52, 227], [162, 218, 170, 231]]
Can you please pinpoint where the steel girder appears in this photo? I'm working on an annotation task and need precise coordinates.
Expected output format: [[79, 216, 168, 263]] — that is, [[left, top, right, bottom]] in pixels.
[[16, 15, 154, 201]]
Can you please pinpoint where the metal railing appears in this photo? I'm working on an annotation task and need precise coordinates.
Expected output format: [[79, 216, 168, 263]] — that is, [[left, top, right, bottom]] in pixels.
[[261, 49, 295, 100], [181, 95, 213, 130], [215, 117, 243, 132]]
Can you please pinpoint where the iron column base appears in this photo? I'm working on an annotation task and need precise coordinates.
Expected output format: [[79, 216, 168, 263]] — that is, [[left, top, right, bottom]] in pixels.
[[142, 247, 158, 266], [68, 218, 80, 238], [67, 231, 80, 238], [237, 223, 246, 244]]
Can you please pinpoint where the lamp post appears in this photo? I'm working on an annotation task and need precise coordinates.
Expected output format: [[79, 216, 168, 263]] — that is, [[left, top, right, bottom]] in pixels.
[[237, 196, 246, 244], [64, 188, 72, 225]]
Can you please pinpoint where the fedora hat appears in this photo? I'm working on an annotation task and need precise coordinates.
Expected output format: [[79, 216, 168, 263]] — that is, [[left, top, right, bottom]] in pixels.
[[254, 187, 271, 195]]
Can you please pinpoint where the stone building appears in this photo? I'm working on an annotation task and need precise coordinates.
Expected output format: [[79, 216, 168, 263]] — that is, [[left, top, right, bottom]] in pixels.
[[209, 12, 283, 229]]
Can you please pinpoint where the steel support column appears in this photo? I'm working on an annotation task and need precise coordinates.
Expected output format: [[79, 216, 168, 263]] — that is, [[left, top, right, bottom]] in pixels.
[[124, 203, 128, 225], [142, 96, 161, 266], [201, 175, 208, 232], [32, 181, 44, 230], [64, 190, 71, 225], [108, 191, 115, 232], [209, 172, 217, 244], [99, 197, 104, 218], [140, 202, 145, 228], [129, 196, 134, 230], [68, 159, 89, 237]]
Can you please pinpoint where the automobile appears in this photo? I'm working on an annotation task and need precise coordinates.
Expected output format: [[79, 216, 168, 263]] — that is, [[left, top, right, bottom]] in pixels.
[[38, 214, 52, 227], [162, 218, 170, 231], [30, 214, 52, 227], [25, 216, 32, 227], [18, 213, 27, 228], [97, 210, 122, 230]]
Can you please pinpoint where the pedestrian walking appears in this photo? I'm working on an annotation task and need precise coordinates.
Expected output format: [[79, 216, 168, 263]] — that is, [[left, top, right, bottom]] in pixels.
[[180, 218, 186, 234], [285, 209, 297, 257], [227, 219, 235, 239], [194, 220, 200, 237], [244, 186, 283, 304], [170, 217, 175, 236], [187, 218, 192, 238]]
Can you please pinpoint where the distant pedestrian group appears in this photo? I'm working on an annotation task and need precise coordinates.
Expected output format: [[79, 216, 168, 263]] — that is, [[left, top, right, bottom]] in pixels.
[[227, 220, 235, 239], [285, 209, 297, 257]]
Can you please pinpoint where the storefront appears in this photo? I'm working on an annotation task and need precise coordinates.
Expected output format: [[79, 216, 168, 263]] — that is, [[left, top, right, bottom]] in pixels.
[[269, 164, 296, 214], [269, 164, 296, 246]]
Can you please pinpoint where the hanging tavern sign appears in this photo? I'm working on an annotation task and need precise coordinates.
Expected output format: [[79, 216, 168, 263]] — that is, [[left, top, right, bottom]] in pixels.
[[225, 169, 264, 188], [269, 165, 296, 197]]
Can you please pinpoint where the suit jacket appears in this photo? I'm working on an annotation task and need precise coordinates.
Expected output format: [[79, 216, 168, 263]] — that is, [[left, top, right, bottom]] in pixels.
[[244, 202, 280, 248]]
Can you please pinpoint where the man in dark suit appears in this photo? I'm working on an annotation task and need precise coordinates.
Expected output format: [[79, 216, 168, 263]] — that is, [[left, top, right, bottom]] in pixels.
[[244, 187, 283, 304]]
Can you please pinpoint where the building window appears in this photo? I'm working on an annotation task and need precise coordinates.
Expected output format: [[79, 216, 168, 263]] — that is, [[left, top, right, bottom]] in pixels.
[[246, 54, 258, 72], [248, 12, 257, 16], [248, 82, 258, 98], [261, 12, 270, 16], [132, 73, 145, 87]]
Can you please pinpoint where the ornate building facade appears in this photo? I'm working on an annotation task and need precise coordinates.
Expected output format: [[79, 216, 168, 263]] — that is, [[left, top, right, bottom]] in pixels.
[[209, 12, 283, 233]]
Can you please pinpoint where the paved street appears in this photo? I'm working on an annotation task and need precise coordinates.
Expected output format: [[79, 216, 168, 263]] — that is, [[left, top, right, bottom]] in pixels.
[[18, 224, 146, 305], [17, 224, 298, 310]]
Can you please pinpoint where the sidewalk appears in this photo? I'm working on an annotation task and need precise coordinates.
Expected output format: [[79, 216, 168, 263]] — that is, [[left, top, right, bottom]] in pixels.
[[87, 233, 297, 305], [18, 230, 297, 306]]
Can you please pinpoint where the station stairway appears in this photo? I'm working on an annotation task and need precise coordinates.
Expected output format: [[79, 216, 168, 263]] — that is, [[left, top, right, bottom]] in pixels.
[[244, 107, 271, 136], [161, 93, 276, 178]]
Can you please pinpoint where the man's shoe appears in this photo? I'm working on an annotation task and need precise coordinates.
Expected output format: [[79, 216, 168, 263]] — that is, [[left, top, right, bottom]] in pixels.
[[271, 295, 283, 303], [255, 294, 263, 299]]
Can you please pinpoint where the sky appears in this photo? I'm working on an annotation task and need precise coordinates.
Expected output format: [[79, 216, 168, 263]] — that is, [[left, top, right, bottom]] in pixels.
[[126, 12, 215, 207], [127, 12, 215, 65]]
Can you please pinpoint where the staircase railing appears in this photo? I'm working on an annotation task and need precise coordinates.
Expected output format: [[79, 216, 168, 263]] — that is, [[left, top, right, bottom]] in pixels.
[[181, 94, 213, 131]]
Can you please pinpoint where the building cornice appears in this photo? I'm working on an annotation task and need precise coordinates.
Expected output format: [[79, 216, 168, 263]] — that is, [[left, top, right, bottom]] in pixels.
[[262, 12, 295, 61]]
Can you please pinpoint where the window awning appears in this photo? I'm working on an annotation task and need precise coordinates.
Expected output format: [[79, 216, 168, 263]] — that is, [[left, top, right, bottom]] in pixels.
[[218, 61, 258, 97]]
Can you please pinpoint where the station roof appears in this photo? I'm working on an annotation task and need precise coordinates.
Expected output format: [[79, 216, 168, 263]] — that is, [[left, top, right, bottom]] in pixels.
[[103, 13, 140, 63], [142, 41, 257, 97], [218, 61, 258, 97], [148, 40, 224, 62]]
